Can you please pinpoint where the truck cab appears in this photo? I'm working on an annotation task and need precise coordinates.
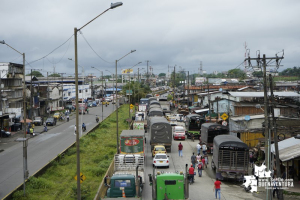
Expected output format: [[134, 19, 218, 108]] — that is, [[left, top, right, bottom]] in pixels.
[[106, 174, 142, 198]]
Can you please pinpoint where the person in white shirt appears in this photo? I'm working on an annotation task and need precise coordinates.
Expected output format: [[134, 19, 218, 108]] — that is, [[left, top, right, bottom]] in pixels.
[[202, 143, 207, 155], [74, 125, 76, 135], [196, 143, 201, 155]]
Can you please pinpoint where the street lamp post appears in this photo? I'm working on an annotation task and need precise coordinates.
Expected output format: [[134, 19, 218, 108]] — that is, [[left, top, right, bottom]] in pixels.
[[127, 62, 142, 118], [1, 40, 28, 196], [115, 50, 136, 154], [91, 67, 104, 121], [105, 70, 115, 111], [73, 2, 122, 199]]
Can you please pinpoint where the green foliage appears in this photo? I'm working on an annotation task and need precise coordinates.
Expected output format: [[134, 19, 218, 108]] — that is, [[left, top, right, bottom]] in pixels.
[[158, 73, 166, 77], [48, 73, 61, 77], [11, 105, 130, 200], [167, 94, 173, 101], [26, 70, 44, 77], [227, 68, 246, 80], [279, 66, 300, 77]]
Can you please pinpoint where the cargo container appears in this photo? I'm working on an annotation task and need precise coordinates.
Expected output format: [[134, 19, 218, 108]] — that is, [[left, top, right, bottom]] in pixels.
[[120, 130, 145, 156]]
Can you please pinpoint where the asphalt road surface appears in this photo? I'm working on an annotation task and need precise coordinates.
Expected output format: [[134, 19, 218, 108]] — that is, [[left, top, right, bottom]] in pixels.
[[0, 103, 115, 199]]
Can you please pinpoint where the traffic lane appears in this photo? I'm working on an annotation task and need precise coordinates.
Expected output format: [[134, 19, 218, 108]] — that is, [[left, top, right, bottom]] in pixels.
[[143, 134, 259, 200], [0, 105, 114, 199]]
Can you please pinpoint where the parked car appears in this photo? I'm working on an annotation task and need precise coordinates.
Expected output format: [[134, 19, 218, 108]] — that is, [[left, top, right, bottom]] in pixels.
[[87, 101, 93, 107], [45, 117, 56, 126], [173, 126, 186, 140], [0, 130, 11, 137], [169, 117, 177, 126], [33, 116, 44, 126], [92, 101, 97, 107], [105, 97, 112, 102], [153, 153, 169, 168], [66, 104, 75, 111], [102, 101, 109, 105], [53, 112, 61, 120], [152, 145, 167, 157]]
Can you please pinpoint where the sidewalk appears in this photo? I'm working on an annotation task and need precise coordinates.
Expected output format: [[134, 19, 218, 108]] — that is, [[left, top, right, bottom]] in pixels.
[[0, 112, 76, 152]]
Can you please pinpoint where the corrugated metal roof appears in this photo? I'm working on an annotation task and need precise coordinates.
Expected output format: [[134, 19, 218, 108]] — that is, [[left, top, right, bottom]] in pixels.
[[120, 130, 144, 136], [271, 137, 300, 161], [230, 114, 265, 121], [229, 92, 300, 97]]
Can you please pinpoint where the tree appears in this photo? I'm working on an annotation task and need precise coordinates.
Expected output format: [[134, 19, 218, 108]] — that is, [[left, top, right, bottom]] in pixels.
[[48, 73, 61, 77], [252, 71, 263, 77], [26, 70, 44, 77], [227, 69, 246, 79], [158, 73, 166, 77]]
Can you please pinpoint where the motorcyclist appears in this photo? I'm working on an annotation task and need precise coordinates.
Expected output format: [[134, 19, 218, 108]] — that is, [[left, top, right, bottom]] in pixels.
[[87, 108, 89, 114], [82, 123, 86, 131], [96, 115, 99, 122]]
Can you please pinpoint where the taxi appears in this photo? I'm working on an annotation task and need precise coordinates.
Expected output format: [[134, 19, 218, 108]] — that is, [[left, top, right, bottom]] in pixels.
[[152, 145, 167, 157]]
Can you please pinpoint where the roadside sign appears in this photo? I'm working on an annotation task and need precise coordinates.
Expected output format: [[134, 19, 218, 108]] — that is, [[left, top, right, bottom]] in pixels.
[[130, 109, 133, 113], [222, 120, 228, 126], [74, 172, 86, 183], [130, 104, 134, 109], [221, 113, 228, 121]]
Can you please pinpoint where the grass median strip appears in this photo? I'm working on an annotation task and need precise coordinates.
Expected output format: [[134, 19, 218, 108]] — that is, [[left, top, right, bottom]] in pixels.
[[12, 105, 130, 200]]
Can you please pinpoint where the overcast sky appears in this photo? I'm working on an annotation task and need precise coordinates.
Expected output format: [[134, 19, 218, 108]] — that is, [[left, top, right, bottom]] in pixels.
[[1, 0, 299, 78]]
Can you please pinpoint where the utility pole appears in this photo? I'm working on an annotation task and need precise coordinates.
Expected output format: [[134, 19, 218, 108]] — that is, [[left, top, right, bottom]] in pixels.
[[270, 74, 283, 200], [30, 69, 42, 119], [146, 60, 150, 83], [58, 73, 66, 109], [173, 66, 175, 105], [245, 51, 284, 200]]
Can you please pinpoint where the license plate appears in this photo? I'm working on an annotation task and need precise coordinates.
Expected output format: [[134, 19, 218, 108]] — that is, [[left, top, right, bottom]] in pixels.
[[160, 161, 163, 163]]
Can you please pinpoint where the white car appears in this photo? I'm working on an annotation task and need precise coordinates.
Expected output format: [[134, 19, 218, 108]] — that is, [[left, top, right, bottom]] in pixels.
[[105, 97, 112, 102], [153, 153, 169, 168], [169, 117, 177, 126]]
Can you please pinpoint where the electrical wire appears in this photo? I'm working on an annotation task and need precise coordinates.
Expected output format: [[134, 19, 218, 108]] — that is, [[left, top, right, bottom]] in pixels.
[[79, 31, 114, 64], [28, 34, 74, 65]]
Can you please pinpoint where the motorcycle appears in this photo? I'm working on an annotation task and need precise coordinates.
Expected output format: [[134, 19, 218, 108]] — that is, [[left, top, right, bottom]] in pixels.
[[43, 126, 48, 132], [82, 126, 86, 132], [96, 117, 99, 123], [67, 116, 69, 122]]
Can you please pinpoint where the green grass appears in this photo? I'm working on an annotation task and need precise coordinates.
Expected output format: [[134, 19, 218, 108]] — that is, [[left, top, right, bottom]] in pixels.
[[12, 105, 130, 200]]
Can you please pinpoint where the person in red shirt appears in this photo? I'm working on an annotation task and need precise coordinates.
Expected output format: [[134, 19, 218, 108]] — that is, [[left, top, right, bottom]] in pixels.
[[178, 142, 183, 157], [188, 164, 195, 183], [213, 178, 221, 199], [201, 158, 206, 168]]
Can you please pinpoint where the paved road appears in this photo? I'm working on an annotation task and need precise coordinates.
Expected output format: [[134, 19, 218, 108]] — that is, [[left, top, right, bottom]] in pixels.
[[0, 103, 115, 199], [141, 120, 262, 200]]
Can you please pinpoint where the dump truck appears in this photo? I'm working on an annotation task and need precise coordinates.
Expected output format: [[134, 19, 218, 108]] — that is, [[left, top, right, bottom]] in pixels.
[[148, 117, 172, 152], [120, 130, 145, 156], [149, 165, 190, 200], [211, 135, 249, 181], [104, 154, 144, 199]]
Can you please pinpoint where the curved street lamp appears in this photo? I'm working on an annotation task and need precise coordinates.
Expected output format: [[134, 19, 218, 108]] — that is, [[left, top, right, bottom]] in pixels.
[[0, 40, 28, 196], [115, 50, 136, 154], [73, 2, 123, 198]]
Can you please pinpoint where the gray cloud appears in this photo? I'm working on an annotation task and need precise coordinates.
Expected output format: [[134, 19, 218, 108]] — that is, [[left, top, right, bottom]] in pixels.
[[1, 0, 299, 77]]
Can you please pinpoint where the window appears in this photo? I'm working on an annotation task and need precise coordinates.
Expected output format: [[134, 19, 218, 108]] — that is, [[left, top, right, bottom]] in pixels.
[[114, 180, 131, 187], [165, 180, 176, 185]]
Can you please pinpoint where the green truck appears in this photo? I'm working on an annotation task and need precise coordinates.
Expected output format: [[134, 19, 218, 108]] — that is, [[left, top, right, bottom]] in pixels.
[[104, 154, 144, 199], [149, 166, 189, 200], [120, 130, 145, 156]]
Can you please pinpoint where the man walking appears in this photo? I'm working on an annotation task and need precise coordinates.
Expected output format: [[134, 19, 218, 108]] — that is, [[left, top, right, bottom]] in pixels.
[[198, 160, 203, 177], [189, 164, 195, 184], [196, 143, 201, 155], [178, 142, 183, 157], [213, 178, 221, 200], [191, 152, 197, 169]]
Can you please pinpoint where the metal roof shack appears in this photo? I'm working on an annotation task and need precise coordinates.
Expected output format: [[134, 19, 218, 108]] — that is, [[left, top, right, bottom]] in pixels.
[[229, 92, 300, 98], [271, 137, 300, 162]]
